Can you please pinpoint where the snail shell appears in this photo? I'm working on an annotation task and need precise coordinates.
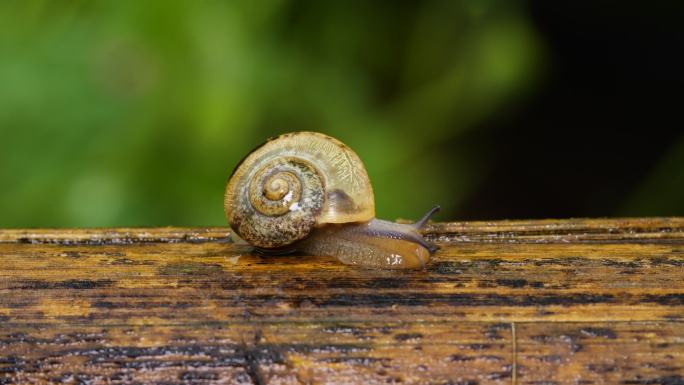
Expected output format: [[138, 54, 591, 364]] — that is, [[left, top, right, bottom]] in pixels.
[[224, 132, 374, 249], [224, 131, 439, 269]]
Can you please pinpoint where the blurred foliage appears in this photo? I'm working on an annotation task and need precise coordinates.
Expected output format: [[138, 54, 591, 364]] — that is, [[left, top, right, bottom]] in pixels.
[[0, 0, 543, 227], [620, 135, 684, 216]]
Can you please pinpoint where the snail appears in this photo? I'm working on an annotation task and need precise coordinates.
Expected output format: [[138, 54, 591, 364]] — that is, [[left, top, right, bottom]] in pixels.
[[224, 131, 439, 269]]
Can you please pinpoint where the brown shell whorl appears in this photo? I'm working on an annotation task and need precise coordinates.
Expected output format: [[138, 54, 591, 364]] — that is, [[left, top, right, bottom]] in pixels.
[[229, 157, 324, 249], [225, 131, 376, 249]]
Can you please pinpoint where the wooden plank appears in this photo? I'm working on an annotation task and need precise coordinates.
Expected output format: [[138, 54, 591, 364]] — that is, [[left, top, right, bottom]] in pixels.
[[1, 218, 683, 384]]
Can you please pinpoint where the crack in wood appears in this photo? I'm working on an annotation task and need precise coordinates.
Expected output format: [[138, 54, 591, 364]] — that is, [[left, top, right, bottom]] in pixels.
[[511, 321, 517, 385]]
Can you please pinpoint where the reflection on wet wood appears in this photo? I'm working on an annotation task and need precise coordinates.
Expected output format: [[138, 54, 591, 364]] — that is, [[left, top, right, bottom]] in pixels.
[[1, 218, 683, 384]]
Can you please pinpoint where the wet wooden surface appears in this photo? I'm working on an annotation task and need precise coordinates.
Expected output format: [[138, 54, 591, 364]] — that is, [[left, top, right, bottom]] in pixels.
[[1, 218, 683, 384]]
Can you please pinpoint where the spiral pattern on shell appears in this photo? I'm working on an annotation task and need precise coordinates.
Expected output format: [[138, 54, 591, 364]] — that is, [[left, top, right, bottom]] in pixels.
[[225, 131, 375, 250], [228, 157, 324, 249]]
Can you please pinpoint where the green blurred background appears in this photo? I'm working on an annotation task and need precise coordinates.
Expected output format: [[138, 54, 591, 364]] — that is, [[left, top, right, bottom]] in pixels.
[[1, 0, 682, 227]]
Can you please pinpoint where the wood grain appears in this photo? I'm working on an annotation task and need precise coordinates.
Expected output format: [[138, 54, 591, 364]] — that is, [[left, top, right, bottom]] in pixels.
[[1, 218, 683, 384]]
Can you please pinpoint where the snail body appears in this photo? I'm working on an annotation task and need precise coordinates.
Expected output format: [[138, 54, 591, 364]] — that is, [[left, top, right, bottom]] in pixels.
[[224, 131, 438, 269]]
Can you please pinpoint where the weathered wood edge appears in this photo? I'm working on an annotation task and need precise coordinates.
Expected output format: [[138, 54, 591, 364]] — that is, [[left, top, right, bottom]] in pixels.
[[0, 227, 232, 244], [425, 217, 684, 243], [1, 217, 683, 244]]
